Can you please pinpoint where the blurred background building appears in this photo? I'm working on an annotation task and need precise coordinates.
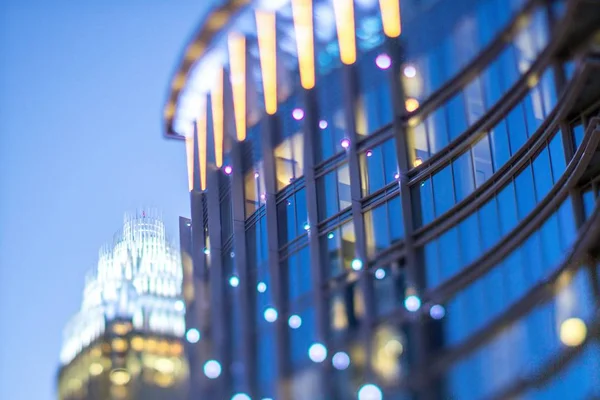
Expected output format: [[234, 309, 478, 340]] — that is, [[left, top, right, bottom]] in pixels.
[[167, 0, 600, 399], [57, 211, 188, 400]]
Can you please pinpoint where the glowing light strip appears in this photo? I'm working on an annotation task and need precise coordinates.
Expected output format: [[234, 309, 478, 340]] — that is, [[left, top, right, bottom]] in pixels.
[[333, 0, 356, 65], [197, 103, 208, 191], [185, 133, 194, 192], [291, 0, 315, 89], [379, 0, 402, 38], [256, 11, 278, 114], [228, 33, 247, 141], [211, 69, 224, 168]]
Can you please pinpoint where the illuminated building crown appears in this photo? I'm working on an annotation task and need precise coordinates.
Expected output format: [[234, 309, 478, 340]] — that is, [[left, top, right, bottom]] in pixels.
[[59, 210, 185, 365]]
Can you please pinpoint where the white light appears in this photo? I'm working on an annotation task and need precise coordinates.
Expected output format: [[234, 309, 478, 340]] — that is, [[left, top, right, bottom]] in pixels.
[[332, 351, 350, 370], [403, 65, 417, 78], [358, 383, 383, 400], [264, 307, 278, 322], [257, 282, 267, 293], [319, 120, 328, 129], [186, 328, 201, 344], [204, 248, 210, 255], [231, 394, 251, 400], [254, 172, 260, 179], [351, 258, 363, 271], [288, 315, 302, 329], [405, 295, 421, 312], [375, 53, 392, 70], [375, 268, 386, 280], [203, 360, 222, 379], [292, 108, 305, 120], [308, 343, 327, 363], [174, 300, 185, 312], [229, 275, 240, 287], [303, 222, 310, 231], [429, 304, 445, 320], [224, 165, 233, 175]]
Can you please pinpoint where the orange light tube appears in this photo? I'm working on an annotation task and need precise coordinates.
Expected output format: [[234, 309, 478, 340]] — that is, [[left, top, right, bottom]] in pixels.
[[228, 33, 247, 141], [256, 11, 278, 114], [333, 0, 356, 65], [185, 131, 194, 192], [292, 0, 315, 89], [197, 104, 208, 191], [211, 69, 224, 168], [379, 0, 402, 38]]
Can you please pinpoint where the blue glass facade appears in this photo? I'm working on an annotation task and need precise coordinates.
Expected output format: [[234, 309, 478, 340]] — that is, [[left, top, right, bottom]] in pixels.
[[170, 0, 600, 399]]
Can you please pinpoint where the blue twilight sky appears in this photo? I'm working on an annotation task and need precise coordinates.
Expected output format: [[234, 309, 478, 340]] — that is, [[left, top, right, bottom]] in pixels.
[[0, 1, 211, 399]]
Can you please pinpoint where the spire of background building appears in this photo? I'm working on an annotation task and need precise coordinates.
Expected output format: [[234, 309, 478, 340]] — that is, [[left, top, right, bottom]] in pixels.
[[57, 211, 188, 400]]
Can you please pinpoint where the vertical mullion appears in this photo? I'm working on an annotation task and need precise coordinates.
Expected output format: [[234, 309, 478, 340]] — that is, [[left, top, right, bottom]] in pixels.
[[206, 168, 229, 399], [340, 63, 375, 373], [546, 0, 586, 233], [230, 139, 256, 397], [302, 87, 334, 397], [179, 216, 203, 398], [386, 37, 436, 399], [260, 114, 288, 399], [190, 190, 210, 395]]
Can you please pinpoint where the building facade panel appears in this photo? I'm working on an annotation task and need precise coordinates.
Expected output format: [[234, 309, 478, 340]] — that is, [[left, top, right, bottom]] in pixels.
[[166, 0, 600, 399]]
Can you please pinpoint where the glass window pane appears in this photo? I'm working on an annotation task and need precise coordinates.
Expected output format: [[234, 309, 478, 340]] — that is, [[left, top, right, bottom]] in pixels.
[[295, 188, 307, 237], [338, 164, 352, 211], [481, 57, 504, 108], [410, 122, 430, 162], [382, 139, 399, 181], [388, 196, 404, 243], [446, 93, 467, 141], [453, 151, 475, 203], [514, 164, 536, 219], [523, 87, 544, 135], [478, 198, 500, 252], [318, 170, 338, 221], [322, 228, 342, 278], [317, 69, 346, 162], [438, 227, 460, 282], [433, 165, 455, 217], [548, 131, 567, 183], [540, 69, 557, 115], [532, 147, 553, 200], [318, 164, 351, 221], [424, 240, 440, 288], [459, 213, 481, 265], [497, 182, 518, 235], [418, 178, 435, 226], [427, 108, 449, 154], [472, 134, 494, 187], [365, 203, 390, 257], [489, 120, 511, 170], [361, 147, 385, 196], [464, 77, 485, 125], [341, 221, 356, 272], [507, 103, 528, 155]]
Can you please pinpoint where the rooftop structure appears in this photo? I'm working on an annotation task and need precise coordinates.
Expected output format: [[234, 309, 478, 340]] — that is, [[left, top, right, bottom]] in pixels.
[[58, 211, 187, 400]]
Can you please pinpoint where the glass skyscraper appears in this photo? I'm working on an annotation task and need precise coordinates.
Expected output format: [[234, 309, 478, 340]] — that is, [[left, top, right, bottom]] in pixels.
[[57, 212, 189, 400], [165, 0, 600, 399]]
